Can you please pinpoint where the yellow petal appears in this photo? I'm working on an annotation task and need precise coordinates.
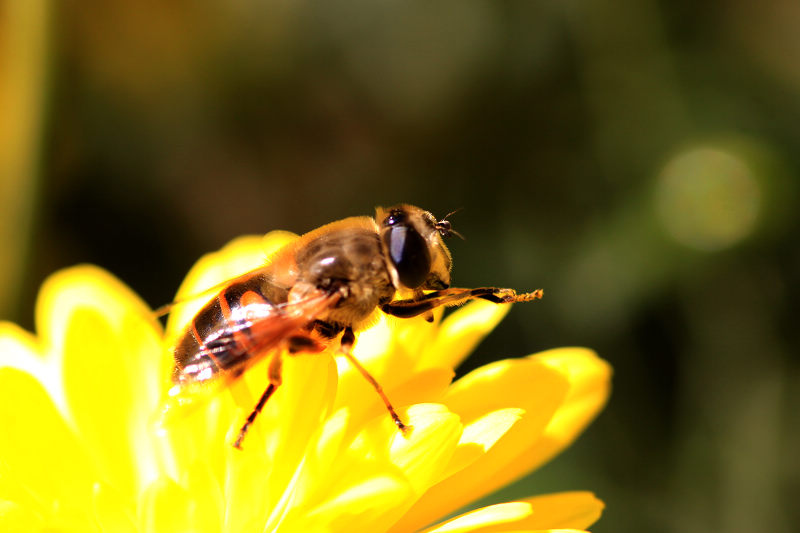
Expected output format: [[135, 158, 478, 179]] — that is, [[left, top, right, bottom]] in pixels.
[[520, 348, 612, 473], [449, 349, 611, 495], [36, 265, 164, 405], [391, 358, 570, 532], [347, 310, 443, 393], [474, 348, 611, 497], [156, 382, 232, 485], [139, 477, 197, 533], [422, 501, 534, 532], [422, 491, 604, 532], [341, 403, 461, 499], [221, 353, 338, 532], [388, 403, 464, 495], [159, 345, 339, 532], [178, 461, 224, 532], [41, 267, 163, 499], [286, 474, 412, 533], [0, 321, 46, 379], [403, 350, 610, 532], [92, 483, 138, 533], [334, 360, 453, 432], [518, 492, 605, 530], [390, 308, 445, 367], [419, 300, 511, 371], [0, 500, 44, 532], [37, 265, 159, 362], [0, 362, 93, 515], [352, 314, 395, 365], [438, 407, 525, 483], [282, 404, 462, 532]]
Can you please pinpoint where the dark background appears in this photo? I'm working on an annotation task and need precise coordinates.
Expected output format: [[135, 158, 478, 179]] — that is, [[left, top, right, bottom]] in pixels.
[[2, 1, 798, 532]]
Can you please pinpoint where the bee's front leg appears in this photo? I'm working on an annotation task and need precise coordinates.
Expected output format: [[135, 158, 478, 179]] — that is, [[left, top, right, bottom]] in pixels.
[[381, 287, 543, 319]]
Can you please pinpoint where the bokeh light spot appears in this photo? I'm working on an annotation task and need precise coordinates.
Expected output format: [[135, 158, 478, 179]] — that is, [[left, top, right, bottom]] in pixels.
[[655, 147, 761, 251]]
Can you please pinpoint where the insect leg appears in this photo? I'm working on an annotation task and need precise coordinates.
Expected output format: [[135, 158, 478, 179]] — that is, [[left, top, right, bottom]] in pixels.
[[413, 288, 435, 323], [381, 287, 543, 319], [233, 351, 284, 450], [339, 327, 411, 435]]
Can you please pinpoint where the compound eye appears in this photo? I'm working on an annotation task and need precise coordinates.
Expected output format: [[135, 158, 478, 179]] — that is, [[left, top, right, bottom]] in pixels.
[[384, 224, 431, 289]]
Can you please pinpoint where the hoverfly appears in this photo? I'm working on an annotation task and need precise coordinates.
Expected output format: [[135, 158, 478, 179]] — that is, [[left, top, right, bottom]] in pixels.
[[166, 204, 542, 449]]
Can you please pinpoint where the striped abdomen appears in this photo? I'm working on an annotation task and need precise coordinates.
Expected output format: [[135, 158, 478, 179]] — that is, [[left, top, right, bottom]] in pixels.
[[172, 273, 289, 385]]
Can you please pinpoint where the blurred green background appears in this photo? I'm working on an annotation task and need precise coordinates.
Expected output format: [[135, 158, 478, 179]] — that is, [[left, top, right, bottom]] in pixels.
[[2, 1, 798, 531]]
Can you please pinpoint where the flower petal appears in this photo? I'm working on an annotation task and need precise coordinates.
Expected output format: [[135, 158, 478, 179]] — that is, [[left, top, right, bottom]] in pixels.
[[221, 353, 338, 532], [390, 309, 445, 368], [519, 491, 605, 530], [391, 358, 570, 532], [345, 311, 444, 394], [0, 321, 47, 382], [37, 265, 159, 365], [0, 500, 45, 532], [281, 404, 462, 532], [422, 501, 533, 532], [519, 348, 612, 474], [46, 267, 163, 499], [419, 300, 511, 371], [461, 349, 611, 504], [437, 407, 525, 483], [446, 349, 611, 499], [0, 363, 92, 515], [92, 482, 138, 533], [139, 477, 195, 533], [422, 491, 604, 532], [388, 404, 464, 495], [288, 474, 412, 533], [333, 359, 453, 432]]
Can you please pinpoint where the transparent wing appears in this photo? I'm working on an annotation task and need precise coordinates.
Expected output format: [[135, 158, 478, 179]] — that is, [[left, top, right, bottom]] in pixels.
[[171, 287, 340, 387]]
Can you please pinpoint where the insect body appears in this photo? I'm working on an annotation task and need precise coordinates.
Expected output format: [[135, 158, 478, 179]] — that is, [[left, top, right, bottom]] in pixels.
[[170, 204, 542, 448]]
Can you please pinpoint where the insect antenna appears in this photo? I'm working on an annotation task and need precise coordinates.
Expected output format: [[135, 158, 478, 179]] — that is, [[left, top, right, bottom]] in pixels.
[[435, 208, 466, 240]]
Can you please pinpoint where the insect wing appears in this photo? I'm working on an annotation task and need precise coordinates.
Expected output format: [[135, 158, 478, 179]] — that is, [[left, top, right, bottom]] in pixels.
[[172, 288, 339, 388], [159, 231, 299, 334]]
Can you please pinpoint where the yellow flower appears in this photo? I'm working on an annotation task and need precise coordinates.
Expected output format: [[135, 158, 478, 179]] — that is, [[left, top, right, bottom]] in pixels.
[[0, 231, 612, 532]]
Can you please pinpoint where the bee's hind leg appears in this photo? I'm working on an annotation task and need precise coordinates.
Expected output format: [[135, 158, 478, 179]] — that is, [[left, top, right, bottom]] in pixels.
[[232, 351, 285, 450], [232, 332, 330, 449]]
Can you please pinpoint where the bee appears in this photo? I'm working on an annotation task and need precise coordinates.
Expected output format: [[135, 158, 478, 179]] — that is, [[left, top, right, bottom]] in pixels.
[[167, 204, 542, 449]]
